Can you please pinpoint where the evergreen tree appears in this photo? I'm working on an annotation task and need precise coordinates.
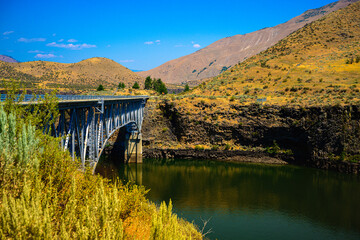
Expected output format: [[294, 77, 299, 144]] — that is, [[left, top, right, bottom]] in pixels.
[[118, 82, 125, 89], [97, 84, 104, 91], [132, 82, 140, 89], [144, 76, 153, 90], [184, 84, 190, 92]]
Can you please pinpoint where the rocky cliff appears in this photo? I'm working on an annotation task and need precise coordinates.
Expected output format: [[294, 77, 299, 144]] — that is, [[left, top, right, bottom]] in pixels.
[[142, 100, 360, 173]]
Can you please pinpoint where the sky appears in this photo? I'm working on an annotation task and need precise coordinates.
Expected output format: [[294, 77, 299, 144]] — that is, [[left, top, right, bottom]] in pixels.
[[0, 0, 339, 71]]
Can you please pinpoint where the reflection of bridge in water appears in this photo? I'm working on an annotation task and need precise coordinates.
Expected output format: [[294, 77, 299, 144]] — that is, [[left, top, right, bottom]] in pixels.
[[3, 94, 149, 168]]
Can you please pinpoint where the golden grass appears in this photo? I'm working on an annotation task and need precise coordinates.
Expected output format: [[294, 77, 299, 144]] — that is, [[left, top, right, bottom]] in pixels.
[[186, 2, 360, 107]]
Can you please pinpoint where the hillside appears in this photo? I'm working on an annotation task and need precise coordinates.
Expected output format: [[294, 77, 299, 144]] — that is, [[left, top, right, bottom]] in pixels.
[[0, 55, 19, 63], [187, 0, 360, 106], [140, 0, 359, 84], [140, 2, 360, 170], [0, 57, 144, 91]]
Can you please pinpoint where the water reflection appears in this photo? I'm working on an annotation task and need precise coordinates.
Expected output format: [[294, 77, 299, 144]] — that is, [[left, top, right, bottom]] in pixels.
[[96, 159, 360, 240]]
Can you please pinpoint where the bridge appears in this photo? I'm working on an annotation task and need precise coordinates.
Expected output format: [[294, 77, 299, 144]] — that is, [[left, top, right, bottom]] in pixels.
[[2, 94, 149, 168]]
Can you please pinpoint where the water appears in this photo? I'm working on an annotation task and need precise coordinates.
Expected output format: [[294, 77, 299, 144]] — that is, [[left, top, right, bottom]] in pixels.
[[96, 159, 360, 240]]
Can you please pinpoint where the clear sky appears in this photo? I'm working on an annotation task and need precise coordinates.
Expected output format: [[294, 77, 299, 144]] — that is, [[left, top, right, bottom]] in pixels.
[[0, 0, 338, 71]]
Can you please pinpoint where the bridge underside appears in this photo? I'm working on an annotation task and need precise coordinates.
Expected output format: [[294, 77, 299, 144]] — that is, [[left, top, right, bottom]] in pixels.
[[48, 97, 147, 168]]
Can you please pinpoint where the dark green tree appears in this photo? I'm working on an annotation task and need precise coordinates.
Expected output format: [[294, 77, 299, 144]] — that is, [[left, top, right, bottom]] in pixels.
[[153, 78, 167, 94], [118, 82, 125, 89], [184, 84, 190, 92], [132, 82, 140, 89], [97, 84, 104, 91], [144, 76, 153, 90]]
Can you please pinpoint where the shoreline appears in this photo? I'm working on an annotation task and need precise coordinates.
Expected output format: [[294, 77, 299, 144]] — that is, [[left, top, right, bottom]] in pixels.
[[143, 148, 360, 174], [143, 148, 291, 165]]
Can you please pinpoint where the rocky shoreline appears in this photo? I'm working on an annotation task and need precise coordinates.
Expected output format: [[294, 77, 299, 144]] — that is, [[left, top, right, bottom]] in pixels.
[[143, 148, 360, 174], [143, 148, 290, 164]]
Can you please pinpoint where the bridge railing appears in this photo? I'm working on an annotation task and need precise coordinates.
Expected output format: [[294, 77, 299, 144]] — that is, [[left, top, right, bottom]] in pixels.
[[0, 94, 148, 102]]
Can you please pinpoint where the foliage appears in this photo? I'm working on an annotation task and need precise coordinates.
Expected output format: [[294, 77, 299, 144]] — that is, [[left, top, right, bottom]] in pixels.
[[118, 82, 126, 89], [0, 85, 201, 239], [0, 58, 143, 92], [150, 200, 200, 240], [184, 84, 190, 92], [145, 76, 153, 90], [266, 141, 281, 155], [187, 2, 360, 106], [132, 81, 140, 89], [194, 145, 205, 151], [144, 76, 168, 94], [97, 84, 104, 91]]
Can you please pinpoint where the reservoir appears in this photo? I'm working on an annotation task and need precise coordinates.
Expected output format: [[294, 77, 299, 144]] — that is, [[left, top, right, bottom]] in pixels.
[[97, 159, 360, 240]]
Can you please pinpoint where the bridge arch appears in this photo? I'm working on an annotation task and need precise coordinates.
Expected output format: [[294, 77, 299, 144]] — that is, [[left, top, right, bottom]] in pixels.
[[53, 96, 148, 168]]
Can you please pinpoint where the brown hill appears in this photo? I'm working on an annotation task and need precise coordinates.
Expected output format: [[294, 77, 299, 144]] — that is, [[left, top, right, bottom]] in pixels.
[[189, 0, 360, 106], [140, 0, 359, 84], [0, 57, 144, 91], [0, 55, 19, 63]]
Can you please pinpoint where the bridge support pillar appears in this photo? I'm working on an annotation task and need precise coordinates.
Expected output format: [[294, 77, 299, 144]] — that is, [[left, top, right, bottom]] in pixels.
[[124, 132, 143, 163]]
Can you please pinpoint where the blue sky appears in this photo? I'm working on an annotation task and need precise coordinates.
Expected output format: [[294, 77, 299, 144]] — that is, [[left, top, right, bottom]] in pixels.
[[1, 0, 338, 70]]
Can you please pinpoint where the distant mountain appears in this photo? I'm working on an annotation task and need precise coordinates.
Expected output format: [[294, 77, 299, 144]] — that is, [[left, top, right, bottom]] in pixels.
[[139, 0, 360, 84], [191, 1, 360, 106], [0, 57, 144, 90], [0, 55, 19, 63], [131, 69, 143, 72]]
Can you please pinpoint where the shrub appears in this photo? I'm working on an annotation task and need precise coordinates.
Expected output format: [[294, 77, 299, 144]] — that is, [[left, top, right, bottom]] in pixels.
[[194, 145, 205, 151], [211, 145, 219, 150], [0, 88, 202, 239], [132, 81, 140, 89], [184, 84, 190, 92], [224, 144, 231, 150], [118, 82, 125, 89], [97, 84, 104, 91], [266, 140, 280, 154]]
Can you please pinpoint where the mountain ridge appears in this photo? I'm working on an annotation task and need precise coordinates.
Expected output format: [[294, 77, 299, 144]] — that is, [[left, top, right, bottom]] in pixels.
[[0, 57, 144, 91], [139, 0, 360, 84], [189, 0, 360, 106], [0, 55, 19, 63]]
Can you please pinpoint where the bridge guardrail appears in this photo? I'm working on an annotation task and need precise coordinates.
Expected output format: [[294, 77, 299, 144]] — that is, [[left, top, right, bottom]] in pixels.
[[0, 94, 148, 102]]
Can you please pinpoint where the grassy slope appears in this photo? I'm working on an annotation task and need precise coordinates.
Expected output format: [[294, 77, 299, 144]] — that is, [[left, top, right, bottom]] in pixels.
[[0, 96, 202, 239], [189, 1, 360, 106], [0, 57, 144, 92], [142, 2, 360, 151]]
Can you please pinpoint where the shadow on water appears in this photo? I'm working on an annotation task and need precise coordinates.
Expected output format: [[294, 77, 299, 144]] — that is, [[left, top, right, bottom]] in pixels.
[[96, 158, 360, 240]]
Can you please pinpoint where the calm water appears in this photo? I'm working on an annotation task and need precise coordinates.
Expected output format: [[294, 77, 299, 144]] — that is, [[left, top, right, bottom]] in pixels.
[[96, 159, 360, 240]]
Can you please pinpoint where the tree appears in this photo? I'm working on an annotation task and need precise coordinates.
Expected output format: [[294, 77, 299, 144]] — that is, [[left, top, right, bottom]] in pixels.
[[144, 76, 152, 90], [132, 82, 140, 89], [153, 78, 167, 94], [184, 84, 190, 92], [97, 84, 104, 91], [144, 76, 167, 94], [118, 82, 125, 89]]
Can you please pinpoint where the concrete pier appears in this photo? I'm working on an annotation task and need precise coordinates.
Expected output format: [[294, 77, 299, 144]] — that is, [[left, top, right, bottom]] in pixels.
[[124, 132, 143, 163]]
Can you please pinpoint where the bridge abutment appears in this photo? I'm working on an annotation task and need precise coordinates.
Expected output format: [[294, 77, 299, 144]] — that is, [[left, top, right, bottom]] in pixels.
[[124, 132, 143, 163]]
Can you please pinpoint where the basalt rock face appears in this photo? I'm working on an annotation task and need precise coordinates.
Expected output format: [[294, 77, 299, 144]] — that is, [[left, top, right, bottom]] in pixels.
[[142, 102, 360, 173]]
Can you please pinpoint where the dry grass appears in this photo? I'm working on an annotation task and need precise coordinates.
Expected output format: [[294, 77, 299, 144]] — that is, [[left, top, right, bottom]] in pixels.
[[0, 57, 144, 92], [187, 2, 360, 107]]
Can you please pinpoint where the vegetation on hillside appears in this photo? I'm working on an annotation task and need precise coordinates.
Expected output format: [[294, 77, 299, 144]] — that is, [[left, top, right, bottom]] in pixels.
[[145, 76, 168, 94], [188, 1, 360, 106], [0, 86, 201, 239], [0, 57, 144, 92]]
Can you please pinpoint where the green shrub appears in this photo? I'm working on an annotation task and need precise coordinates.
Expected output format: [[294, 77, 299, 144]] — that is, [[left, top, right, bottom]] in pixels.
[[224, 144, 231, 150], [194, 145, 205, 151], [211, 145, 219, 150], [132, 81, 140, 89], [97, 84, 104, 91]]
